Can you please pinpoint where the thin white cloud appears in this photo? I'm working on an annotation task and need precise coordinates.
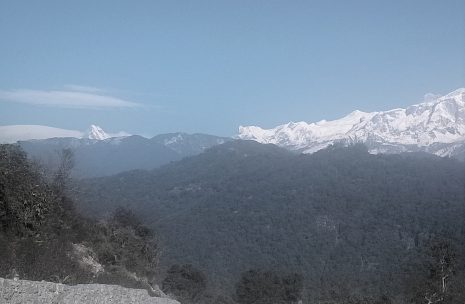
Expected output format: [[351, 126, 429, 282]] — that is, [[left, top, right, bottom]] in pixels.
[[108, 131, 132, 137], [423, 92, 440, 102], [63, 84, 107, 93], [0, 88, 142, 109]]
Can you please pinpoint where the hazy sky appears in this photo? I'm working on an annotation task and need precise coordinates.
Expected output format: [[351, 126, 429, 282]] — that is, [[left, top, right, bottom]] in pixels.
[[0, 0, 464, 136]]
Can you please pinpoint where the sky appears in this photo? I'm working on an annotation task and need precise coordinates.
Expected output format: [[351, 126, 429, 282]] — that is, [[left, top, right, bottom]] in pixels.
[[0, 0, 464, 137]]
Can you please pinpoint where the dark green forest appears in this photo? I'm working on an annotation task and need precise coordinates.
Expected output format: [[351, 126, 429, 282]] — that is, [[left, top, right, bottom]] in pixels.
[[2, 141, 465, 303], [75, 141, 465, 303]]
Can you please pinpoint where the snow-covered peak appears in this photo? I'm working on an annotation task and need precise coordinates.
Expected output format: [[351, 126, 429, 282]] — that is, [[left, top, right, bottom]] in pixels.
[[443, 87, 465, 99], [238, 88, 465, 156], [86, 125, 110, 140]]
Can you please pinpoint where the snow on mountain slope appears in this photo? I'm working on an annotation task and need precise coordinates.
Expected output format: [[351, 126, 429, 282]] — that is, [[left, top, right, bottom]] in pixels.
[[0, 124, 128, 143], [239, 88, 465, 156], [86, 124, 110, 140], [151, 132, 231, 156]]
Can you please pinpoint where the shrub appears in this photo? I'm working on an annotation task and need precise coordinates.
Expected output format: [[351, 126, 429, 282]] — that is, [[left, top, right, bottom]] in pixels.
[[235, 269, 303, 304], [162, 264, 207, 302]]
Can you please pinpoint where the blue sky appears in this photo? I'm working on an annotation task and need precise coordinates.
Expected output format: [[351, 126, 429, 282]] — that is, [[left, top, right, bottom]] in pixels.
[[0, 0, 464, 136]]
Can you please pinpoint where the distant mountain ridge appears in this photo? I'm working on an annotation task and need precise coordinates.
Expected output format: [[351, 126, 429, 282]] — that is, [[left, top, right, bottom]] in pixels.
[[19, 133, 231, 177], [4, 88, 465, 162], [151, 132, 228, 157], [239, 88, 465, 158]]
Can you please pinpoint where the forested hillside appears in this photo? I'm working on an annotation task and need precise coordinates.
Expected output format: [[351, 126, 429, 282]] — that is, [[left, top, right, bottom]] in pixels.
[[75, 141, 465, 303], [0, 144, 161, 292]]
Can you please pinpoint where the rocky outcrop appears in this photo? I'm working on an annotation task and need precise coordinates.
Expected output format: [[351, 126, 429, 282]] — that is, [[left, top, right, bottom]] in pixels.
[[0, 278, 180, 304]]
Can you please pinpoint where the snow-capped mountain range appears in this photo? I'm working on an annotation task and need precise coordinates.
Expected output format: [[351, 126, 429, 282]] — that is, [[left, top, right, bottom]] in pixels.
[[239, 88, 465, 158], [2, 88, 465, 161]]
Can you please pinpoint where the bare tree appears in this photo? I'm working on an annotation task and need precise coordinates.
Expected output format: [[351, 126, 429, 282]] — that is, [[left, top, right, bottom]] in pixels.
[[411, 238, 457, 304], [53, 148, 74, 194]]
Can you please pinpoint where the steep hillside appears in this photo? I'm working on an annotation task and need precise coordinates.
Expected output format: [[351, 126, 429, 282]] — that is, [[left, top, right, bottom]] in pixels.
[[0, 144, 161, 291]]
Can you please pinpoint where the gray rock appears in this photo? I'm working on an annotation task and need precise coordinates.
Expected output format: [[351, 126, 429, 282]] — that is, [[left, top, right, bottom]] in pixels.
[[0, 278, 180, 304]]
